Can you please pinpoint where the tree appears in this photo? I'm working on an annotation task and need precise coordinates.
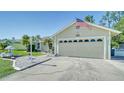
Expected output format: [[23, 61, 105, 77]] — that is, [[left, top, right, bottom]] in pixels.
[[100, 11, 124, 28], [36, 35, 41, 40], [99, 19, 106, 26], [35, 35, 41, 43], [99, 11, 124, 48], [0, 42, 5, 50], [111, 41, 119, 48], [0, 39, 13, 50], [116, 11, 124, 21], [100, 11, 112, 28], [31, 35, 41, 42], [114, 17, 124, 34], [32, 36, 35, 42], [5, 39, 12, 46], [112, 17, 124, 48], [84, 15, 95, 23], [22, 35, 30, 48], [43, 38, 53, 53], [110, 11, 118, 26]]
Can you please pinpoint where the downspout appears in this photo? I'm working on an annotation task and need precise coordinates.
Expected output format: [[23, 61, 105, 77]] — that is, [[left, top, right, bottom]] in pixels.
[[108, 31, 111, 60], [104, 36, 107, 60], [54, 36, 57, 55]]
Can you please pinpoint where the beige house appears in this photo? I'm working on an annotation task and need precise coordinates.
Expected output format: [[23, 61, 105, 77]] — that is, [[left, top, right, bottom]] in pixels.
[[52, 19, 121, 59]]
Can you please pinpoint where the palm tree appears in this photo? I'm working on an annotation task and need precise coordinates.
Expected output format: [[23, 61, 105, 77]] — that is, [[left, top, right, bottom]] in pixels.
[[22, 35, 30, 49], [31, 35, 41, 42], [84, 15, 95, 23]]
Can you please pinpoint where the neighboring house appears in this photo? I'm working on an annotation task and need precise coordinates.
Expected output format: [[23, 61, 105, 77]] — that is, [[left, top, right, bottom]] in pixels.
[[119, 43, 124, 49], [32, 37, 50, 52], [12, 38, 48, 52], [12, 39, 27, 50], [40, 37, 50, 52], [113, 43, 124, 56], [34, 40, 42, 51], [52, 18, 121, 59], [12, 43, 26, 50]]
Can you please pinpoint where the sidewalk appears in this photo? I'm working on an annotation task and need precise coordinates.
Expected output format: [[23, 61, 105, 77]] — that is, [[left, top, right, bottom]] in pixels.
[[13, 55, 52, 70]]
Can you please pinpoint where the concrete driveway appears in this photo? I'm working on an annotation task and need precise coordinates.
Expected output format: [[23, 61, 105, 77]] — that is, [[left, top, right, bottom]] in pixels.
[[1, 57, 124, 81]]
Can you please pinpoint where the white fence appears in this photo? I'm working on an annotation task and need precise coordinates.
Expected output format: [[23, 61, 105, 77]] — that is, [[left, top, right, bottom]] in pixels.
[[115, 49, 124, 56]]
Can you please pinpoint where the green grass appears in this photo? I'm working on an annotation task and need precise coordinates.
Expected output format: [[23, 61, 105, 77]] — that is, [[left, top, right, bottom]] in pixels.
[[0, 50, 44, 78], [31, 51, 44, 56], [0, 50, 8, 53], [13, 50, 28, 56], [0, 59, 16, 78], [13, 50, 44, 56], [0, 50, 44, 57]]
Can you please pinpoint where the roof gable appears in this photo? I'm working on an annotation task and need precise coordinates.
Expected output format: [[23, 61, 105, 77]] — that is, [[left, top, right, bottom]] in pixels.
[[52, 20, 121, 37]]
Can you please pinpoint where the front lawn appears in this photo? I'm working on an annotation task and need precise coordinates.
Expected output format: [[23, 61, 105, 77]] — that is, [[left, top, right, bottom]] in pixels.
[[0, 50, 44, 79], [0, 59, 16, 78], [13, 50, 44, 56], [13, 50, 28, 56], [0, 50, 45, 57]]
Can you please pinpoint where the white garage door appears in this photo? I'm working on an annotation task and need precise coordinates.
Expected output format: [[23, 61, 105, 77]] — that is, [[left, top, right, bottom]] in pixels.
[[58, 38, 104, 59]]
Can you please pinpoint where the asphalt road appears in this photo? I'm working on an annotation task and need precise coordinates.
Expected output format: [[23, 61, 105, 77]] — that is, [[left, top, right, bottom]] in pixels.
[[1, 57, 124, 81]]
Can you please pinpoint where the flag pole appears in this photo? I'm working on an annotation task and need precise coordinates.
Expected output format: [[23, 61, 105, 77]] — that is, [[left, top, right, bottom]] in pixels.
[[30, 36, 32, 61]]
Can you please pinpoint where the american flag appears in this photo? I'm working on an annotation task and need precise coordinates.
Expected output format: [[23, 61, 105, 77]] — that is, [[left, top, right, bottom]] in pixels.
[[75, 18, 92, 29]]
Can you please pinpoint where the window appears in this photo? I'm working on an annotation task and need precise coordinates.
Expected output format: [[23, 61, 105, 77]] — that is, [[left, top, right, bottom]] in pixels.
[[79, 40, 83, 42], [97, 39, 103, 42], [73, 40, 77, 42], [68, 40, 72, 43], [84, 39, 89, 42], [64, 40, 68, 43], [37, 43, 40, 49], [90, 39, 96, 42], [59, 41, 63, 43]]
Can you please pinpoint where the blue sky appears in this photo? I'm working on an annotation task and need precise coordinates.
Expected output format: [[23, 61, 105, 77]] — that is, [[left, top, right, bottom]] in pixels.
[[0, 11, 105, 39]]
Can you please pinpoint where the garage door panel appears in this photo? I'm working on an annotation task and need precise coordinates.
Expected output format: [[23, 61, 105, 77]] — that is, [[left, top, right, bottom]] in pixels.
[[59, 43, 76, 56], [58, 39, 104, 59], [76, 42, 104, 58]]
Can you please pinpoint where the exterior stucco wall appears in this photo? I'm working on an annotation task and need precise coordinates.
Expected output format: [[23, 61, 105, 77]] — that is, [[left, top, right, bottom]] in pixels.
[[41, 42, 49, 52], [56, 23, 109, 39]]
